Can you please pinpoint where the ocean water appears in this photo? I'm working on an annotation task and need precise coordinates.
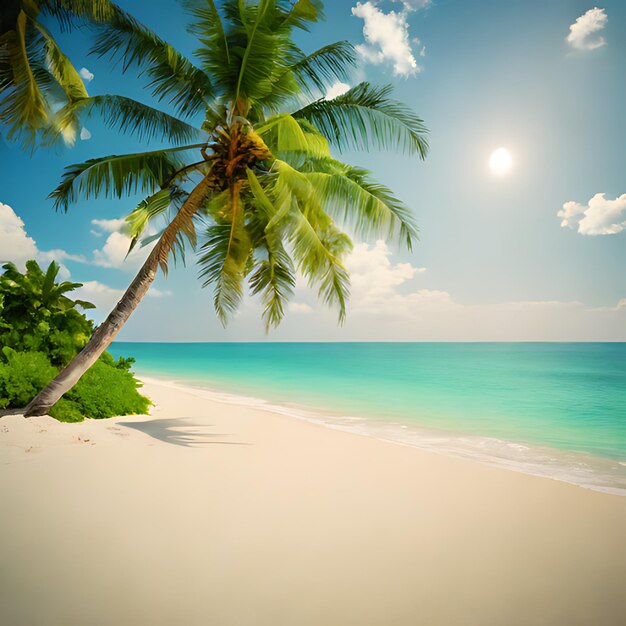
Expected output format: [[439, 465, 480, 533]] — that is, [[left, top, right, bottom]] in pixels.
[[109, 342, 626, 494]]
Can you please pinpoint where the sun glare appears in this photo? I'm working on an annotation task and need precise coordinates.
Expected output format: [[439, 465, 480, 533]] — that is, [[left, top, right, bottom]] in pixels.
[[489, 148, 513, 176]]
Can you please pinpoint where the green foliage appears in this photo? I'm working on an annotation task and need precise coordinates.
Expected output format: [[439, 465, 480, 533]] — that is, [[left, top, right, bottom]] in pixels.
[[101, 351, 137, 371], [0, 349, 57, 409], [48, 398, 84, 423], [50, 146, 194, 212], [0, 260, 94, 366], [48, 95, 203, 148], [0, 261, 149, 420], [293, 82, 429, 157], [0, 349, 149, 420], [289, 41, 356, 97], [62, 358, 150, 420], [92, 7, 214, 118], [0, 0, 118, 147]]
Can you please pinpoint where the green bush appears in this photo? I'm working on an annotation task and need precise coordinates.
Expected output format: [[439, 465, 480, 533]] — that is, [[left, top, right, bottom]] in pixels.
[[0, 261, 94, 367], [0, 260, 150, 421], [49, 398, 85, 423], [0, 349, 57, 409], [64, 359, 150, 420], [0, 349, 150, 419]]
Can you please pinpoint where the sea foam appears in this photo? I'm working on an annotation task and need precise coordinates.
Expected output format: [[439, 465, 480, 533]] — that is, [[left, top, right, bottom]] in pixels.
[[140, 375, 626, 496]]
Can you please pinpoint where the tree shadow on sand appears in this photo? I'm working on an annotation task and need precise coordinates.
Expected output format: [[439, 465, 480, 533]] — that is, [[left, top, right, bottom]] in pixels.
[[117, 417, 250, 447]]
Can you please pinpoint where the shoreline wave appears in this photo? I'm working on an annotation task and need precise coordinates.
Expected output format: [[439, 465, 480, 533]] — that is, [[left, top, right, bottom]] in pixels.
[[138, 373, 626, 496]]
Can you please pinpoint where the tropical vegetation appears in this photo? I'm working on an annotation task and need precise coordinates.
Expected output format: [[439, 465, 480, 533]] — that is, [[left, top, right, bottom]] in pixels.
[[2, 0, 428, 416], [0, 0, 116, 146], [0, 260, 149, 421], [0, 260, 95, 365]]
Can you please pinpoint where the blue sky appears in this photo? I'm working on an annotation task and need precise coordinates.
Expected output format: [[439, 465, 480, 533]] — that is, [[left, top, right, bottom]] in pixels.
[[1, 0, 625, 340]]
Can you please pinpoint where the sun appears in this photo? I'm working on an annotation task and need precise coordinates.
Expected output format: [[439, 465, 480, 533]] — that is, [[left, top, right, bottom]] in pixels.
[[489, 148, 513, 176]]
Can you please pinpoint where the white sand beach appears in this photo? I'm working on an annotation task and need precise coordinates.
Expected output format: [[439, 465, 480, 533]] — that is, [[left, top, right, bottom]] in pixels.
[[1, 378, 626, 626]]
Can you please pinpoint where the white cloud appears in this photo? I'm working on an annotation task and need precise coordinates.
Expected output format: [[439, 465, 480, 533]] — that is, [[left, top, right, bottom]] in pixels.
[[37, 249, 87, 264], [0, 202, 38, 268], [92, 232, 146, 268], [91, 218, 128, 233], [344, 240, 426, 315], [352, 2, 420, 77], [1, 202, 157, 276], [90, 218, 155, 269], [278, 240, 625, 341], [75, 280, 124, 311], [325, 81, 350, 100], [392, 0, 431, 10], [0, 202, 167, 284], [0, 202, 85, 275], [80, 127, 92, 141], [288, 302, 313, 314], [566, 7, 608, 51], [79, 67, 94, 82], [558, 193, 626, 235], [37, 249, 87, 278], [148, 287, 173, 298], [557, 200, 585, 229]]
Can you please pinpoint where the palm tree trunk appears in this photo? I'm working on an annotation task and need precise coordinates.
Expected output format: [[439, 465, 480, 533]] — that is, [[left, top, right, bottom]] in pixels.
[[24, 177, 212, 417]]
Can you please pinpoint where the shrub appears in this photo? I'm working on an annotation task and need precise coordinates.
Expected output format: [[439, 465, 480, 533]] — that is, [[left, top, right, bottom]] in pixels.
[[0, 260, 150, 421], [0, 261, 94, 367], [0, 349, 57, 408], [49, 398, 85, 423], [0, 349, 150, 419], [64, 359, 150, 419]]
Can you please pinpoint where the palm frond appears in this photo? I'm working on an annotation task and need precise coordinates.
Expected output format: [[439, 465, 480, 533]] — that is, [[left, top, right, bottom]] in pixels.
[[1, 9, 104, 147], [233, 0, 281, 109], [91, 8, 213, 117], [0, 12, 49, 145], [125, 186, 188, 253], [39, 0, 119, 28], [198, 185, 253, 325], [273, 159, 351, 322], [198, 224, 251, 325], [278, 0, 325, 31], [315, 227, 351, 321], [49, 145, 204, 211], [289, 41, 356, 95], [256, 113, 328, 157], [293, 82, 429, 157], [246, 168, 295, 329], [48, 95, 204, 146], [33, 19, 87, 102], [289, 207, 351, 323], [301, 158, 418, 250], [191, 0, 301, 111], [248, 240, 295, 331], [184, 0, 233, 92]]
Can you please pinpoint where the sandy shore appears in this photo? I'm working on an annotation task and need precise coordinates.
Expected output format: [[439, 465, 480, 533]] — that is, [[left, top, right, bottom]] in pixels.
[[1, 379, 625, 626]]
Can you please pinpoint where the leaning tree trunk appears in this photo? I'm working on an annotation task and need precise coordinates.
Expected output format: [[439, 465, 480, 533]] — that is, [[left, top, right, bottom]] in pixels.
[[24, 177, 212, 417]]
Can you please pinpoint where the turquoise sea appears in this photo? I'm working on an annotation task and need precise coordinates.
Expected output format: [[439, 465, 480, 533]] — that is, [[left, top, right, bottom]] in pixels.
[[110, 342, 626, 494]]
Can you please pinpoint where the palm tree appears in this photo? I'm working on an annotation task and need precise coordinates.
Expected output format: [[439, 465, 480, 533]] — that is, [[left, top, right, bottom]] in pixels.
[[0, 0, 117, 146], [24, 0, 428, 416]]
